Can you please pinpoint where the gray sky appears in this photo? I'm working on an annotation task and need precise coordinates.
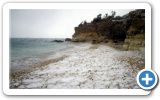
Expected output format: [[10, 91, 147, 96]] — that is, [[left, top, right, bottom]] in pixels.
[[10, 9, 134, 38]]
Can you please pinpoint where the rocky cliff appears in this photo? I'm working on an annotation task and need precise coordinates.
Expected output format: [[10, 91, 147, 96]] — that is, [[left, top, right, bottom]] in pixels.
[[72, 9, 145, 50]]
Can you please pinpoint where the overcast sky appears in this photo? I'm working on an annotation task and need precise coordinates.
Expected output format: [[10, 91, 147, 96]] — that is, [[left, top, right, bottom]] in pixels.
[[10, 9, 134, 38]]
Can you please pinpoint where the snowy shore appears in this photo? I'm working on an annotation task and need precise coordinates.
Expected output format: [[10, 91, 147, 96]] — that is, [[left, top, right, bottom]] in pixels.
[[10, 43, 144, 89]]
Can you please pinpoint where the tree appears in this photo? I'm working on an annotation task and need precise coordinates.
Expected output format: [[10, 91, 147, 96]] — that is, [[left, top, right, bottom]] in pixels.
[[97, 14, 102, 20], [83, 21, 87, 25], [104, 13, 108, 19], [114, 16, 122, 20], [92, 14, 102, 23], [111, 11, 116, 18]]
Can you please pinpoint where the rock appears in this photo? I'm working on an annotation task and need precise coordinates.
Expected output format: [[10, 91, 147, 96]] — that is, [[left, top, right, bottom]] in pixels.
[[65, 38, 72, 41], [71, 38, 86, 42], [92, 40, 97, 44], [123, 44, 129, 50], [51, 40, 64, 42], [71, 38, 78, 42]]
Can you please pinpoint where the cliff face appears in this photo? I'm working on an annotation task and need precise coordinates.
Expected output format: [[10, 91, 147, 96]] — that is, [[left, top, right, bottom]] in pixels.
[[72, 9, 145, 50], [123, 10, 145, 50]]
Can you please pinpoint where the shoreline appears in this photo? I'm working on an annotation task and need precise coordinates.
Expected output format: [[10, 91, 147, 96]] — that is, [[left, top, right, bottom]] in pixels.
[[10, 55, 68, 80], [10, 43, 144, 89]]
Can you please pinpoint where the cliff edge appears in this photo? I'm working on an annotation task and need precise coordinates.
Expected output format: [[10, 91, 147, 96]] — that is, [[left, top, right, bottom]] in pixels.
[[72, 10, 145, 50]]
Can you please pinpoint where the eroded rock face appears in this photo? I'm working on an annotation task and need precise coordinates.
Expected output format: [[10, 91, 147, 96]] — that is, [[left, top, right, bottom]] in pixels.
[[72, 9, 145, 50], [123, 9, 145, 50]]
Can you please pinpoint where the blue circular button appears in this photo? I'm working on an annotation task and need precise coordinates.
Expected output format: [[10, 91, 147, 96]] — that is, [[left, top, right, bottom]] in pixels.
[[137, 69, 158, 90]]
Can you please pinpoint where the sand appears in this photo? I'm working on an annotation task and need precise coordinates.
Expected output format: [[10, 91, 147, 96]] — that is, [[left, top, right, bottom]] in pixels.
[[10, 43, 144, 89]]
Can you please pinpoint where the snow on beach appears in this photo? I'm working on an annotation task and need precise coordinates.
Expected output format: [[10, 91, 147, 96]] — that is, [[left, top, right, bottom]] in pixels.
[[10, 43, 144, 89]]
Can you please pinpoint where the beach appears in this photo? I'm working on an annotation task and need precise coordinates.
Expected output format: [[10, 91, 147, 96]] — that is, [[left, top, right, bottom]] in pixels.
[[10, 43, 144, 89]]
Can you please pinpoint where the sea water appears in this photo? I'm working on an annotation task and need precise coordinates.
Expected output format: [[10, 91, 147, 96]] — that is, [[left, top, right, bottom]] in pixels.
[[10, 38, 73, 73]]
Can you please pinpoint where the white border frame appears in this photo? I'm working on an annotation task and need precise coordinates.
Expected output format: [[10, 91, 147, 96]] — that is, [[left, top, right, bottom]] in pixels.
[[3, 3, 151, 95]]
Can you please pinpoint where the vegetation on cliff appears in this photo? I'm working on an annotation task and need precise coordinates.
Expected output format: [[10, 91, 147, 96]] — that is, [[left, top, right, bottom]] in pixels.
[[72, 9, 145, 50]]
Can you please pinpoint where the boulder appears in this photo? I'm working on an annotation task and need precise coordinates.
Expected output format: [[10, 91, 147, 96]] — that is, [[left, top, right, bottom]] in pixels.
[[51, 40, 64, 42], [65, 38, 72, 41]]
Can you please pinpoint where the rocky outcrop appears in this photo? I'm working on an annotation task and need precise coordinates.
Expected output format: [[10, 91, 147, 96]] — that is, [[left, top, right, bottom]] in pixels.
[[65, 38, 72, 41], [51, 40, 64, 42], [72, 9, 145, 50], [123, 10, 145, 50]]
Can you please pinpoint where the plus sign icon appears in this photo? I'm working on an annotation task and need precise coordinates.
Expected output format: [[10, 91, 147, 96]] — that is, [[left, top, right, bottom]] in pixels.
[[137, 69, 158, 90]]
